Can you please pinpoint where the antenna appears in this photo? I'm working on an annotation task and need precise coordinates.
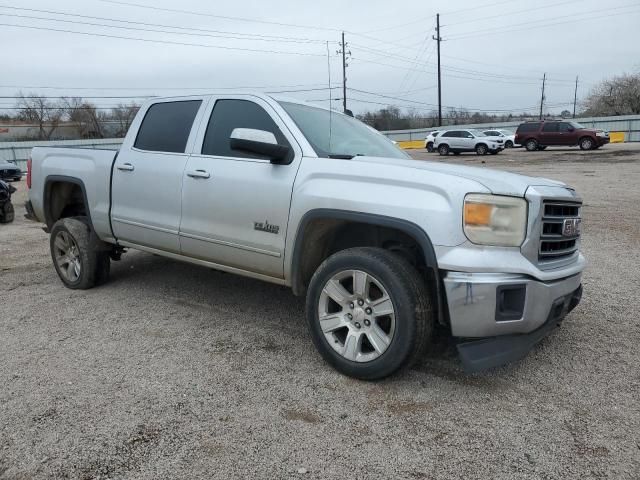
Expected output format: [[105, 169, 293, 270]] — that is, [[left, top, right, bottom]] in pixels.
[[326, 40, 333, 154]]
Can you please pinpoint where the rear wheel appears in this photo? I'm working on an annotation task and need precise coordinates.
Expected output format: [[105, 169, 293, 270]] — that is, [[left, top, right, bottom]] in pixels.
[[0, 201, 14, 223], [475, 144, 488, 155], [306, 247, 433, 380], [50, 217, 110, 289], [438, 144, 450, 156], [579, 137, 594, 150], [525, 139, 538, 151]]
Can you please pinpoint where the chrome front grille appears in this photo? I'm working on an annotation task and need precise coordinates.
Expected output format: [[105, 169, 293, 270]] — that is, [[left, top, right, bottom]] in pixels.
[[539, 201, 581, 261]]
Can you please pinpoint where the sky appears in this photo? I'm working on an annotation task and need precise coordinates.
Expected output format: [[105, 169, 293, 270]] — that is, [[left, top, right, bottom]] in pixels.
[[1, 0, 639, 117]]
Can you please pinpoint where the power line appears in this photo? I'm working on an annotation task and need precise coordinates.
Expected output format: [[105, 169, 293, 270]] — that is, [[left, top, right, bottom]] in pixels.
[[0, 5, 327, 44], [0, 83, 331, 91], [443, 0, 582, 27], [99, 0, 344, 32], [447, 3, 640, 40], [0, 12, 328, 45], [0, 23, 326, 56]]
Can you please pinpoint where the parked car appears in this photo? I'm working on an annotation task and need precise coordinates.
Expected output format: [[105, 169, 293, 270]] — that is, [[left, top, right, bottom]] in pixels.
[[0, 179, 16, 223], [483, 129, 519, 148], [26, 93, 584, 379], [515, 120, 609, 151], [434, 129, 504, 156], [0, 160, 22, 181], [424, 130, 441, 152]]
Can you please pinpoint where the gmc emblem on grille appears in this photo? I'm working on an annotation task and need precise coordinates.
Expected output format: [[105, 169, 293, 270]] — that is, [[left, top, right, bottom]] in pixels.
[[562, 218, 581, 237]]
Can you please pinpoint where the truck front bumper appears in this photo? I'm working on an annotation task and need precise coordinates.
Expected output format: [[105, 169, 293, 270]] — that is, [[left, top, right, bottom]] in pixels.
[[442, 271, 582, 371]]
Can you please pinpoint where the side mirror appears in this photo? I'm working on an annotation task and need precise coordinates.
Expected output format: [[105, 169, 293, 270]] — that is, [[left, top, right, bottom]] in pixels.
[[229, 128, 291, 164]]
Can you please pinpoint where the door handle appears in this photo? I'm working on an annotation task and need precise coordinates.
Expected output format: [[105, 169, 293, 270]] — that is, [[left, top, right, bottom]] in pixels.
[[117, 163, 135, 171], [187, 169, 211, 179]]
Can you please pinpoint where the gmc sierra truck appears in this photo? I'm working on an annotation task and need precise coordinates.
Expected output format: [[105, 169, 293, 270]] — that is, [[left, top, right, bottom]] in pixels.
[[26, 93, 585, 379]]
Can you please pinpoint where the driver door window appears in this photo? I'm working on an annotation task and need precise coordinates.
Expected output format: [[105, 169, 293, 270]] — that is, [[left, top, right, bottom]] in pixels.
[[201, 99, 291, 161]]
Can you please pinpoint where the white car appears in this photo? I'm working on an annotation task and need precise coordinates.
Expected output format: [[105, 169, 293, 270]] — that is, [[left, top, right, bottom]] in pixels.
[[424, 130, 441, 152], [434, 129, 504, 156], [483, 129, 519, 148]]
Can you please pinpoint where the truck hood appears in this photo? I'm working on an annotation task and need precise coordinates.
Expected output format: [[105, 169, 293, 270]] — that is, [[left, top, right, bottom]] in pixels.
[[359, 156, 566, 196]]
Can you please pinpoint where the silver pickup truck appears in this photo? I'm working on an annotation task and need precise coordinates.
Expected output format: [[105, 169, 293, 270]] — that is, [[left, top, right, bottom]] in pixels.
[[26, 93, 585, 379]]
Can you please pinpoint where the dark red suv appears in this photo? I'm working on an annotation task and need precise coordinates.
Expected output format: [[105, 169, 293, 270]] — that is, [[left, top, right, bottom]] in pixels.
[[515, 120, 609, 151]]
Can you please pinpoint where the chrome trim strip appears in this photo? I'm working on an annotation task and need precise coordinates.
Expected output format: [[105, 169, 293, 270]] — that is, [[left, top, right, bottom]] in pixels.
[[117, 240, 287, 285], [178, 231, 281, 257], [112, 217, 178, 235]]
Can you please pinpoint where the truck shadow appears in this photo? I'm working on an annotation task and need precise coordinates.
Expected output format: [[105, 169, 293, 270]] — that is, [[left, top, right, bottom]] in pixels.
[[106, 249, 530, 387]]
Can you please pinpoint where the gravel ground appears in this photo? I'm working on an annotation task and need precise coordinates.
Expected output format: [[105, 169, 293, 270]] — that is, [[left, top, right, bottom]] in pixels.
[[1, 143, 639, 479]]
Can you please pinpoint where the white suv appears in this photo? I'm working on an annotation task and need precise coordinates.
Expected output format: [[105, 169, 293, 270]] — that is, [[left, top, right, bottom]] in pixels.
[[483, 129, 519, 148], [435, 129, 504, 156], [424, 130, 441, 152]]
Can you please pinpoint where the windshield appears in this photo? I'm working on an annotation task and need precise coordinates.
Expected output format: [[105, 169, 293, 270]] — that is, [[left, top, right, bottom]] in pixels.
[[278, 101, 408, 159], [499, 130, 514, 135]]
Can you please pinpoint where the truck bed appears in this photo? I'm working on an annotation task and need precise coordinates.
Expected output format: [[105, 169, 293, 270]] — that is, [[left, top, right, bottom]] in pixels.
[[29, 147, 118, 241]]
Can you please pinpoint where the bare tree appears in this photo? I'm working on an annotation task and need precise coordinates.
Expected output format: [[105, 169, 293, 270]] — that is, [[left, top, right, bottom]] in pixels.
[[15, 92, 64, 140], [110, 103, 140, 137], [582, 72, 640, 116], [62, 97, 106, 139]]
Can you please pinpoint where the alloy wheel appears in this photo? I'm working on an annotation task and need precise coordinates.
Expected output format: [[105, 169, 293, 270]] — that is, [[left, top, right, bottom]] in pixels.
[[53, 231, 82, 282], [318, 269, 396, 363]]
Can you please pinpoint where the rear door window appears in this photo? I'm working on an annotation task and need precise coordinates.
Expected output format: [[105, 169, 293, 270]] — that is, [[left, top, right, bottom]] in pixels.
[[517, 123, 541, 133], [134, 100, 202, 153], [542, 122, 559, 132], [441, 131, 457, 137]]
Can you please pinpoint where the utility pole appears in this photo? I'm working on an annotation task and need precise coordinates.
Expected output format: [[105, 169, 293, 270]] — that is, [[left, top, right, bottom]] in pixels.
[[539, 72, 546, 120], [572, 75, 579, 118], [337, 32, 350, 115], [432, 14, 442, 126]]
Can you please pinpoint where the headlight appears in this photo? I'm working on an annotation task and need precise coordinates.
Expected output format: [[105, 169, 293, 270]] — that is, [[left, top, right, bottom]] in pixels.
[[463, 194, 527, 246]]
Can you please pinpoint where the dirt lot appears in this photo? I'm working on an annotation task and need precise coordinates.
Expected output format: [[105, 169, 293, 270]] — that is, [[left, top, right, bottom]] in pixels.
[[1, 143, 639, 479]]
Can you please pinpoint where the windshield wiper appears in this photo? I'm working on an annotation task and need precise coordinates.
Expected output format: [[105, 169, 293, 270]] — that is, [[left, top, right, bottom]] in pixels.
[[328, 154, 355, 159]]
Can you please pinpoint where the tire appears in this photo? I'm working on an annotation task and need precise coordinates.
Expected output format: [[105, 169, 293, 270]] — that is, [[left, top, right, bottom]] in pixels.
[[0, 201, 14, 223], [306, 247, 433, 380], [505, 140, 514, 148], [49, 217, 110, 289], [438, 144, 450, 156], [475, 144, 488, 155], [426, 142, 434, 152], [579, 136, 594, 150], [525, 139, 538, 151]]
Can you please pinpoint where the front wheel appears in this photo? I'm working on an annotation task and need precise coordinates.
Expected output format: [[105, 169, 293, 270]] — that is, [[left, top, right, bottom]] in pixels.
[[306, 247, 433, 380], [505, 140, 514, 148], [475, 144, 488, 155], [438, 144, 450, 156], [426, 142, 434, 152], [579, 137, 594, 150], [50, 217, 110, 289]]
